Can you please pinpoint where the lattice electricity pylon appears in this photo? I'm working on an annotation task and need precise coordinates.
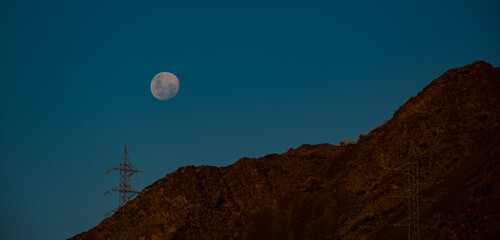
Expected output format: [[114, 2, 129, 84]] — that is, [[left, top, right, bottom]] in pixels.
[[103, 146, 142, 238], [389, 141, 420, 240]]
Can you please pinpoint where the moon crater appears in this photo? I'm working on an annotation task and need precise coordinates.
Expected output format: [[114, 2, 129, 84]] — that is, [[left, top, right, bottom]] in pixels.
[[151, 72, 179, 100]]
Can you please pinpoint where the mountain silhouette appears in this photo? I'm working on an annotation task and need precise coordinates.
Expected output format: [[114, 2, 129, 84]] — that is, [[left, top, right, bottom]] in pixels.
[[70, 61, 500, 240]]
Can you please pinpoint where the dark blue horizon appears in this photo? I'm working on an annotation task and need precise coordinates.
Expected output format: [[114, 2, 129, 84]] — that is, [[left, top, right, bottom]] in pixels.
[[1, 0, 499, 239]]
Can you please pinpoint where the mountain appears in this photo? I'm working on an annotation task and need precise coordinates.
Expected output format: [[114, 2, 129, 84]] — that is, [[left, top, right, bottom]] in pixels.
[[70, 61, 500, 240]]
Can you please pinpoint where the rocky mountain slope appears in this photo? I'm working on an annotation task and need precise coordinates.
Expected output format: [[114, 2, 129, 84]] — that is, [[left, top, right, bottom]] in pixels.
[[71, 61, 500, 240]]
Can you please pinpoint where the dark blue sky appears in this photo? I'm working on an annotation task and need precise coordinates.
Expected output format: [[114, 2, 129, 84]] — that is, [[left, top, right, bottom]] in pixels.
[[1, 0, 498, 239]]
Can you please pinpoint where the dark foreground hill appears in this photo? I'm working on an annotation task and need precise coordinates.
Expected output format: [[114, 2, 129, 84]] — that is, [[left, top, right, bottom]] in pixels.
[[71, 61, 500, 240]]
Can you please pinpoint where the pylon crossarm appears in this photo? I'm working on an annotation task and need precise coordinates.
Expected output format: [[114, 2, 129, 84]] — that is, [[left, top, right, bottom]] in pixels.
[[103, 187, 119, 196], [111, 166, 130, 171], [115, 189, 140, 194], [106, 165, 128, 173], [110, 166, 141, 173], [105, 164, 121, 174], [129, 164, 142, 172]]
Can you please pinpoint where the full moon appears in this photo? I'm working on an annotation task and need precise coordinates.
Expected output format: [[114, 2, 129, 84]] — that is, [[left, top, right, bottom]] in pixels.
[[150, 72, 180, 101]]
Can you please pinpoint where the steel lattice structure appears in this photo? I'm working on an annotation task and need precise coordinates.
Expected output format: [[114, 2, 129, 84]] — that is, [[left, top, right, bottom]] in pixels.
[[391, 141, 420, 240], [104, 146, 142, 239]]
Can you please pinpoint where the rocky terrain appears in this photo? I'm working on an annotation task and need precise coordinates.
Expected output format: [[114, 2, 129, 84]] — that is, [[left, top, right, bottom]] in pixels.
[[71, 61, 500, 240]]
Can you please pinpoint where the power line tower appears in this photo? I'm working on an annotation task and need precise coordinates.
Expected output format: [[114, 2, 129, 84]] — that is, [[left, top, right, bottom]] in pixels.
[[390, 141, 420, 240], [104, 146, 142, 239]]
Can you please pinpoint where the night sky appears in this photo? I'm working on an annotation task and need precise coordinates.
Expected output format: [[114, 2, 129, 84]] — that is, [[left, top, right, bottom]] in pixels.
[[1, 0, 499, 239]]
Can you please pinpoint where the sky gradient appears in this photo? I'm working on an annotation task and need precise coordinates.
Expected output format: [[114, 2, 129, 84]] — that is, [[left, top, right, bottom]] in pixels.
[[1, 0, 499, 239]]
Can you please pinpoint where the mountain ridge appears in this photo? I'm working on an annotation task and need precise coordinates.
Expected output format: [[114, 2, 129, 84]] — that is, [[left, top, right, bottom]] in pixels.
[[71, 60, 500, 240]]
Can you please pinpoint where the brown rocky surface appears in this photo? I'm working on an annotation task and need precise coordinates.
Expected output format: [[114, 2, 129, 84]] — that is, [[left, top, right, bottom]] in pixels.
[[70, 61, 500, 240]]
